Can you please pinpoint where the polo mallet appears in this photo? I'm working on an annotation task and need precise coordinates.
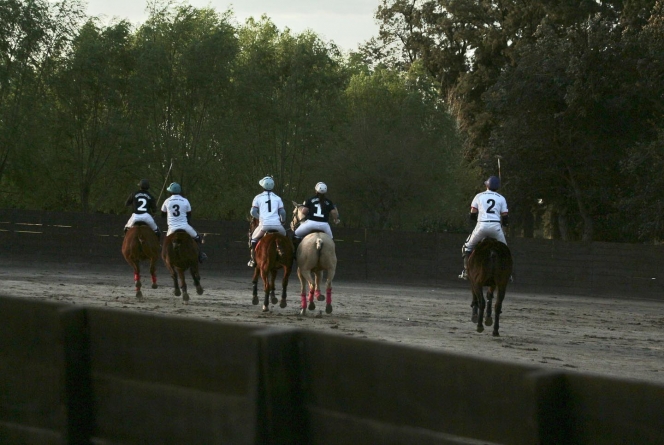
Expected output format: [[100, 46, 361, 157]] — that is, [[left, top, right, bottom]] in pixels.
[[156, 159, 174, 205]]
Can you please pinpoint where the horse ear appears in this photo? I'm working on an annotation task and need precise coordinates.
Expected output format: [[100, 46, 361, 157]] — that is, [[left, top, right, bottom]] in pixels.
[[291, 200, 299, 208]]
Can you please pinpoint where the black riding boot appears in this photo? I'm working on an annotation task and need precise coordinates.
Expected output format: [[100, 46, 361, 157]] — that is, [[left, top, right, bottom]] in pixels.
[[292, 237, 301, 256], [248, 240, 257, 267], [154, 228, 161, 241], [194, 235, 207, 263]]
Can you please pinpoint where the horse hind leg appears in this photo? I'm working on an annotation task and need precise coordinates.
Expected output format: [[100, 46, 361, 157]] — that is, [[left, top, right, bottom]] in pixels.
[[324, 268, 336, 314], [471, 283, 485, 333], [485, 287, 494, 327], [133, 263, 143, 299], [150, 257, 158, 289], [493, 286, 507, 337], [179, 269, 189, 303], [279, 265, 290, 309], [269, 269, 278, 305], [261, 269, 270, 312], [191, 266, 203, 295]]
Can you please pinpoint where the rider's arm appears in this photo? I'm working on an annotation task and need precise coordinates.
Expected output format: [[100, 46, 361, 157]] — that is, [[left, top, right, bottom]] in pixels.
[[125, 194, 134, 207], [278, 207, 286, 223], [501, 213, 509, 227], [250, 207, 260, 219], [330, 208, 340, 224], [186, 211, 192, 224]]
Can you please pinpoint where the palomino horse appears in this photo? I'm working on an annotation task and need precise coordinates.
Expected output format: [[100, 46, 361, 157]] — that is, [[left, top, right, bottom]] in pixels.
[[162, 230, 203, 303], [291, 203, 337, 315], [249, 217, 294, 312], [467, 237, 513, 336], [121, 223, 160, 298]]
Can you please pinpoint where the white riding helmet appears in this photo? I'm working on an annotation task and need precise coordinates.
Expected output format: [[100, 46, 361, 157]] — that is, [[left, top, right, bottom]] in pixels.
[[259, 176, 275, 191], [315, 182, 327, 193]]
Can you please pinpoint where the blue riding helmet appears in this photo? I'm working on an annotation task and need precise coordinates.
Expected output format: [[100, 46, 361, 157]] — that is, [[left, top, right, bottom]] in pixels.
[[259, 176, 275, 191], [167, 182, 182, 194], [485, 176, 500, 191]]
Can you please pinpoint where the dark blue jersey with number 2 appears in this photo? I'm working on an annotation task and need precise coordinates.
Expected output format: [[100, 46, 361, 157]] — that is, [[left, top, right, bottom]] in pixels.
[[126, 190, 157, 215]]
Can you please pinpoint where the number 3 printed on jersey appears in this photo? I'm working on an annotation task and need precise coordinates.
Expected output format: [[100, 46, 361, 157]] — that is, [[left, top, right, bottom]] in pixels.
[[172, 204, 180, 217]]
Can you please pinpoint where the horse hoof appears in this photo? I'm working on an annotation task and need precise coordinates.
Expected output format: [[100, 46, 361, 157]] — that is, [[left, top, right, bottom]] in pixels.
[[279, 299, 287, 309], [316, 292, 324, 301], [174, 289, 181, 297], [325, 304, 332, 314], [262, 305, 269, 312], [183, 292, 189, 302], [308, 302, 316, 311], [299, 308, 307, 316], [477, 325, 484, 333], [196, 286, 204, 295], [271, 296, 278, 305], [252, 296, 259, 305], [485, 316, 493, 326], [136, 290, 143, 299], [136, 280, 142, 289], [492, 331, 500, 337], [151, 283, 158, 289], [471, 314, 478, 323]]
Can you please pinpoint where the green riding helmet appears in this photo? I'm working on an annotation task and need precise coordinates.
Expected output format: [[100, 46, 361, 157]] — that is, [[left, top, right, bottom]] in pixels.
[[138, 179, 150, 190], [167, 182, 182, 194]]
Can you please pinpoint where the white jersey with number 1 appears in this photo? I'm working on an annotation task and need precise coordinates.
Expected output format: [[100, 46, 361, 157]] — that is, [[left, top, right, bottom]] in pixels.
[[252, 191, 284, 226]]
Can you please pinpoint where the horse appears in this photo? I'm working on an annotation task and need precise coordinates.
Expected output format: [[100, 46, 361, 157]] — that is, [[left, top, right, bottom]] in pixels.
[[467, 237, 513, 336], [121, 223, 160, 298], [291, 203, 337, 316], [161, 230, 203, 303], [249, 217, 294, 312]]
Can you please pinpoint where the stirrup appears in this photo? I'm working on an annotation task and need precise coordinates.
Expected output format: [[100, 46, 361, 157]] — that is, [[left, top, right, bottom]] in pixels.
[[458, 270, 468, 280]]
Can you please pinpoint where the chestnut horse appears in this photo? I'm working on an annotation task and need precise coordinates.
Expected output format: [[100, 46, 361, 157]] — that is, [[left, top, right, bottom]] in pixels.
[[291, 203, 337, 316], [121, 223, 160, 298], [249, 218, 294, 312], [467, 237, 513, 336], [162, 230, 203, 303]]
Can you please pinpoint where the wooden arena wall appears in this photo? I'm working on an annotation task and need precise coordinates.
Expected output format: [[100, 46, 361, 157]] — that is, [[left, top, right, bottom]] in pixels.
[[0, 209, 662, 298], [1, 295, 663, 445]]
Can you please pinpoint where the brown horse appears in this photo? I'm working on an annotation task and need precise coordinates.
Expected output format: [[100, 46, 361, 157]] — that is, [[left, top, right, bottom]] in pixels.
[[291, 203, 337, 316], [467, 237, 513, 336], [249, 218, 294, 312], [121, 223, 160, 298], [162, 230, 203, 303]]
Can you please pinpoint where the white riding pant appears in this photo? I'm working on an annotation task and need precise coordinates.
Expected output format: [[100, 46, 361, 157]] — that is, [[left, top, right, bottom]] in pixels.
[[167, 223, 198, 238], [294, 220, 333, 239], [464, 222, 506, 252], [252, 223, 286, 241], [125, 213, 158, 231]]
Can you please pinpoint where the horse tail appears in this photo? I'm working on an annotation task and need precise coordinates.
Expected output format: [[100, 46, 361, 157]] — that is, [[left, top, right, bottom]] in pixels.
[[275, 238, 286, 257]]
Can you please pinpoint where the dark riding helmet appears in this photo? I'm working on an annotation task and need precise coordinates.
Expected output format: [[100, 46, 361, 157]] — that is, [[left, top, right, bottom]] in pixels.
[[485, 176, 500, 191], [167, 182, 182, 194], [138, 179, 150, 190]]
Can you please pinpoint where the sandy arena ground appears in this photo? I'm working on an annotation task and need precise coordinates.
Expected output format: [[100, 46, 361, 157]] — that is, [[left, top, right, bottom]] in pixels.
[[1, 258, 662, 385]]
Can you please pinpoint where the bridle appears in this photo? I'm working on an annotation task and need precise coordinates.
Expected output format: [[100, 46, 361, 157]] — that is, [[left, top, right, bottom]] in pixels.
[[291, 204, 306, 231]]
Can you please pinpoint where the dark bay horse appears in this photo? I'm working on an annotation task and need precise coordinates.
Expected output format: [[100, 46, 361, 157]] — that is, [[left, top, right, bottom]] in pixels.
[[291, 204, 337, 316], [162, 230, 203, 303], [249, 218, 294, 312], [467, 237, 513, 336], [121, 223, 160, 298]]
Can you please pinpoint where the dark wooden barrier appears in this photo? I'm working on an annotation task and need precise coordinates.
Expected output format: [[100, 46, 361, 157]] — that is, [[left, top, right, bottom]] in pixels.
[[1, 209, 664, 298], [1, 295, 663, 445]]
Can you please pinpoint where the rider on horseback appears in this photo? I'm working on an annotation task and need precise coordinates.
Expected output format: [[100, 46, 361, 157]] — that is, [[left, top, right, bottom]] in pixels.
[[124, 179, 161, 239], [292, 182, 340, 252], [248, 176, 287, 267], [459, 176, 509, 280], [160, 182, 207, 263]]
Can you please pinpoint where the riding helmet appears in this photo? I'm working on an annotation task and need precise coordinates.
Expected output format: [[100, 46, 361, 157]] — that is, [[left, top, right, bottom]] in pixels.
[[167, 182, 182, 194], [138, 179, 150, 190], [485, 176, 500, 191], [259, 176, 275, 191], [315, 182, 327, 194]]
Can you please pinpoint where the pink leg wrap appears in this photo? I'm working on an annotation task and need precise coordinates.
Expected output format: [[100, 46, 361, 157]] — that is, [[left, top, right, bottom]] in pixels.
[[151, 274, 157, 284], [314, 290, 321, 299], [326, 288, 332, 304], [300, 293, 307, 308], [134, 272, 140, 282], [308, 288, 315, 303]]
